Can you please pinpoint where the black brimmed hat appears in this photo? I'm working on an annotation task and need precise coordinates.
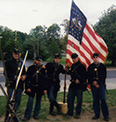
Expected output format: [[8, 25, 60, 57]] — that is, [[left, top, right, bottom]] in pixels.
[[35, 55, 42, 61], [93, 53, 99, 58], [13, 48, 20, 54], [54, 53, 61, 59], [71, 53, 78, 59]]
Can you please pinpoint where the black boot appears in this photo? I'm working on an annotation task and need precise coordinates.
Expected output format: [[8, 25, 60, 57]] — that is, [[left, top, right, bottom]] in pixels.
[[57, 104, 61, 115], [49, 111, 57, 116], [49, 102, 57, 116], [52, 101, 61, 115]]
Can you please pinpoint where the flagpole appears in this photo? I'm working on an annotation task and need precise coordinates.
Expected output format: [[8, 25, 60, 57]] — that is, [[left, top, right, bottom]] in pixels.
[[63, 73, 66, 103], [62, 0, 73, 104]]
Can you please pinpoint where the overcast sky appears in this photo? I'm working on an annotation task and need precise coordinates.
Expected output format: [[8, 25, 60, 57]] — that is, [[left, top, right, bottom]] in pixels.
[[0, 0, 115, 34]]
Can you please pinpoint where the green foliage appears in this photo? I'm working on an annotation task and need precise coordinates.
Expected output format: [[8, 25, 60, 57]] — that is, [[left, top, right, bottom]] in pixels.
[[1, 27, 15, 59], [47, 39, 61, 59], [59, 37, 67, 51], [0, 27, 29, 60], [47, 23, 60, 42], [94, 5, 116, 66], [60, 19, 69, 36], [0, 24, 62, 61], [60, 19, 69, 52]]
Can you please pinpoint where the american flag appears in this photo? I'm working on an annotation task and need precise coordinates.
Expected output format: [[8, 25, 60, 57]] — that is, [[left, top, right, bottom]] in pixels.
[[66, 1, 108, 68]]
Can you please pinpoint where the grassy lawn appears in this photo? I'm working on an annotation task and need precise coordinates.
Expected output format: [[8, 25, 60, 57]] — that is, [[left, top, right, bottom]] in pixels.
[[59, 56, 66, 65], [45, 56, 66, 65], [0, 89, 116, 121]]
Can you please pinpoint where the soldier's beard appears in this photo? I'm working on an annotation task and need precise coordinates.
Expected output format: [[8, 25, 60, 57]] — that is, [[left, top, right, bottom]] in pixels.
[[36, 62, 42, 67]]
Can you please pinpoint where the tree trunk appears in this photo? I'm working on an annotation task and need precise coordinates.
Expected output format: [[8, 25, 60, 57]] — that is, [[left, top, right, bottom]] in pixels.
[[33, 45, 36, 59]]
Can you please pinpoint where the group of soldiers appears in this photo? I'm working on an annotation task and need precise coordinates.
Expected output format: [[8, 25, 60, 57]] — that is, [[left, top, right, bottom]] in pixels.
[[4, 48, 109, 121]]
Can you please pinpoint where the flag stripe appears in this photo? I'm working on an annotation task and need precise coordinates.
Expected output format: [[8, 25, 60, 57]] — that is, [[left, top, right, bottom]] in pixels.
[[83, 31, 105, 61], [66, 54, 73, 65], [67, 34, 104, 66], [68, 34, 93, 62], [81, 41, 93, 61], [66, 50, 87, 68], [84, 26, 107, 57], [67, 46, 88, 67], [67, 37, 91, 65], [95, 32, 108, 52], [68, 25, 107, 65], [85, 22, 107, 54], [66, 1, 108, 68]]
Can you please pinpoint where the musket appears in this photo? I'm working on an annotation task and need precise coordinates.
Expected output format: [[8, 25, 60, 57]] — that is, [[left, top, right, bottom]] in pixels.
[[0, 84, 8, 99], [26, 64, 43, 81], [25, 64, 47, 102], [10, 50, 28, 102], [0, 38, 19, 122], [0, 84, 20, 122], [6, 50, 28, 122]]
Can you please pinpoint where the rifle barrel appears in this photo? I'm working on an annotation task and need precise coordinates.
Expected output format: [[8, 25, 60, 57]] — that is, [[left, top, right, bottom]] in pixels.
[[10, 50, 28, 101]]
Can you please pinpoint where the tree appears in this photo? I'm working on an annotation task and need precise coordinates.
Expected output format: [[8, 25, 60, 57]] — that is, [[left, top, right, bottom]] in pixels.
[[0, 26, 29, 59], [59, 19, 69, 52], [0, 26, 4, 34], [0, 22, 68, 61], [25, 25, 49, 60], [14, 31, 28, 57], [59, 37, 67, 51], [45, 24, 62, 60], [60, 19, 69, 36], [1, 27, 15, 59], [47, 23, 60, 44], [47, 39, 61, 60], [30, 25, 44, 55], [94, 5, 116, 66]]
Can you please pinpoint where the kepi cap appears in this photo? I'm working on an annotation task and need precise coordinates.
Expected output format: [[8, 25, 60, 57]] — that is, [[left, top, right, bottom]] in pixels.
[[93, 53, 99, 58], [13, 48, 20, 54], [71, 53, 78, 59], [54, 53, 61, 59], [35, 55, 42, 61]]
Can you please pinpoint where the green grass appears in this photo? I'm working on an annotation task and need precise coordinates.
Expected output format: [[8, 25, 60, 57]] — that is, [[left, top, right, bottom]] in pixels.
[[59, 56, 66, 65], [44, 56, 66, 65], [0, 89, 116, 121], [105, 60, 115, 67], [0, 96, 7, 117]]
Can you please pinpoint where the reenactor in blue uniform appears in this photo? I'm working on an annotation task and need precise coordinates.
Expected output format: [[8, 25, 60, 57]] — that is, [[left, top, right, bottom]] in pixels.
[[66, 53, 86, 119], [88, 53, 109, 121], [45, 53, 66, 116], [4, 48, 26, 121], [23, 55, 47, 121]]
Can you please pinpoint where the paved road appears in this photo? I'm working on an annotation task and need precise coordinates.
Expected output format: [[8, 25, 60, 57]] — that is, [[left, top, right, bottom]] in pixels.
[[0, 60, 116, 95]]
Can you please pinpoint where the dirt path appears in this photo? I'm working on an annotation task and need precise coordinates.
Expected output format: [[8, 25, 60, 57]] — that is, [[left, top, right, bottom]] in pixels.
[[0, 107, 116, 122]]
